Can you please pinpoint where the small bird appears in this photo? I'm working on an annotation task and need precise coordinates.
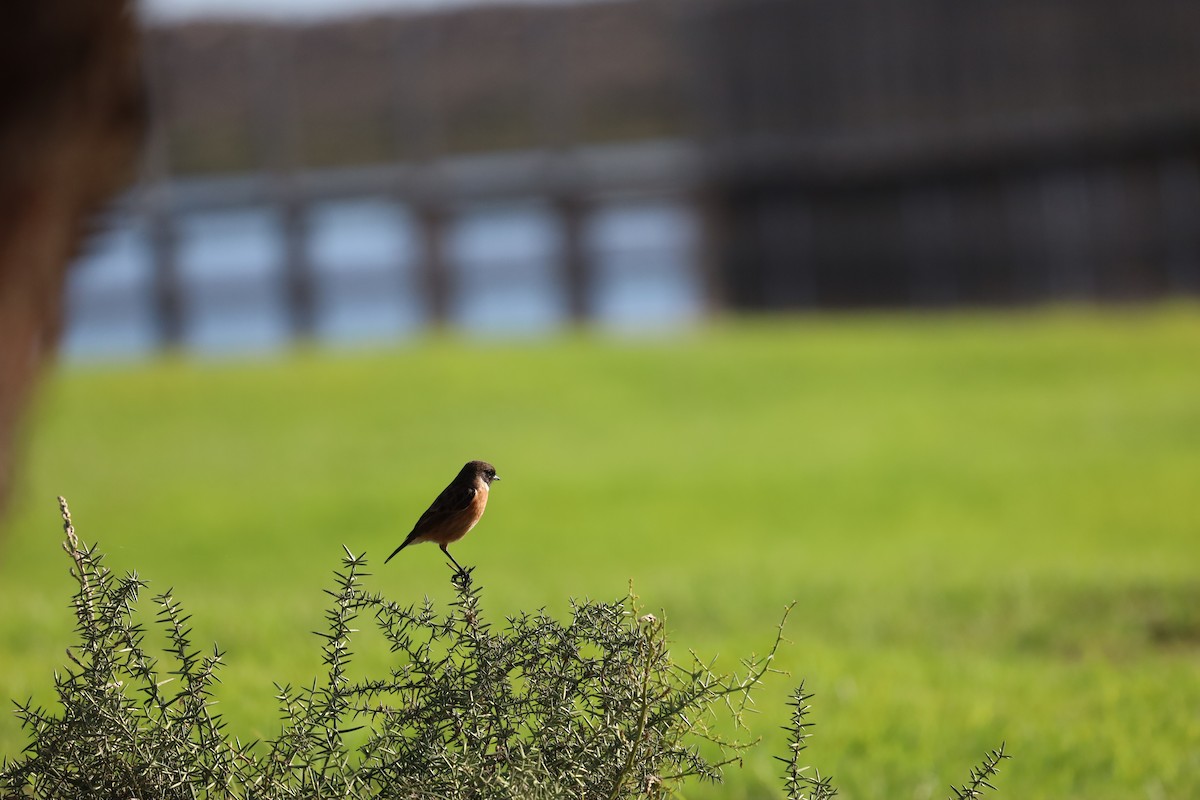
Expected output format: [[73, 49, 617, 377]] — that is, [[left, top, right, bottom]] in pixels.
[[384, 460, 500, 572]]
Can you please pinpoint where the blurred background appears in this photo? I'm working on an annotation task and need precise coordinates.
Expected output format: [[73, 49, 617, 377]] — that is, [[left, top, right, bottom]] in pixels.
[[67, 0, 1200, 357], [4, 1, 1199, 798]]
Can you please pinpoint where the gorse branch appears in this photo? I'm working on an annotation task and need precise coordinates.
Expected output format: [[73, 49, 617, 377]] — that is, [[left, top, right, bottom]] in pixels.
[[950, 743, 1010, 800], [777, 682, 836, 800], [3, 498, 237, 799]]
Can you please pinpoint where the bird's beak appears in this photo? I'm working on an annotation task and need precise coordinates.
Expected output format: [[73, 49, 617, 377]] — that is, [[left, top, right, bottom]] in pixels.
[[493, 474, 501, 481]]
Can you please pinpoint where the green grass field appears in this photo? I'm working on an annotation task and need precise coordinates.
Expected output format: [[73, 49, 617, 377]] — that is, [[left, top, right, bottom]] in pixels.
[[2, 306, 1198, 798]]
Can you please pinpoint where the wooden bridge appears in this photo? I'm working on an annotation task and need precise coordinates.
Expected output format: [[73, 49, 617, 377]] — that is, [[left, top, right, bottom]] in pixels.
[[125, 139, 708, 346]]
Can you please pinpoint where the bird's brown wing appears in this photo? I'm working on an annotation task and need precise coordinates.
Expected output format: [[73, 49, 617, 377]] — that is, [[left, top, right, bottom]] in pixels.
[[384, 480, 478, 563], [409, 482, 477, 539]]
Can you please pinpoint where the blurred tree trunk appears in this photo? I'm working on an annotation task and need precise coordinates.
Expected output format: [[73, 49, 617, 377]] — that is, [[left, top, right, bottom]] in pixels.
[[0, 0, 143, 518]]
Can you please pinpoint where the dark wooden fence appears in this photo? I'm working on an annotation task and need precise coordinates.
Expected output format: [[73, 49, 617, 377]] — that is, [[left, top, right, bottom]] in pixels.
[[685, 0, 1200, 308]]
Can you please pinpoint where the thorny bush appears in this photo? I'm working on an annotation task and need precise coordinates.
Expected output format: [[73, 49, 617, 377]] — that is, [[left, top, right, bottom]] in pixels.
[[0, 498, 1007, 799]]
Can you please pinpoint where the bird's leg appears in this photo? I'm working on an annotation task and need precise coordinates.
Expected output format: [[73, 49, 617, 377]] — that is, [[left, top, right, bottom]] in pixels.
[[440, 544, 466, 574]]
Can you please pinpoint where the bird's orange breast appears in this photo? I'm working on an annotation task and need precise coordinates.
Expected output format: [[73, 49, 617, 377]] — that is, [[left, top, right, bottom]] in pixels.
[[445, 482, 488, 543]]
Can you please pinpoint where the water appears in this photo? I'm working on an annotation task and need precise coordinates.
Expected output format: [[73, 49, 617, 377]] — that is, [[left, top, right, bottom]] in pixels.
[[63, 194, 704, 361]]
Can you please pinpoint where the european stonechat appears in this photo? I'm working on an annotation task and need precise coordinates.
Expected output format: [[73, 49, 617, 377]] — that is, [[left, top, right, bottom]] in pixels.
[[384, 460, 500, 572]]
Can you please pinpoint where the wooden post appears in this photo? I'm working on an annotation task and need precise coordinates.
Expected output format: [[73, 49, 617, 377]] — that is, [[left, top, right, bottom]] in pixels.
[[553, 190, 590, 322], [144, 187, 184, 348], [279, 191, 316, 338], [414, 197, 451, 324]]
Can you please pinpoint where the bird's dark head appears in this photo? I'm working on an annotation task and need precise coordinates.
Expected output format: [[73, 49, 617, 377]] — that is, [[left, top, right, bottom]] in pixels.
[[464, 460, 500, 485]]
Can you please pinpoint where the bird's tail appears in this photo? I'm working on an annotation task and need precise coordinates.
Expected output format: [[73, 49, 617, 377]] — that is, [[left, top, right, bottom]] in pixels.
[[384, 533, 417, 564], [383, 542, 407, 563]]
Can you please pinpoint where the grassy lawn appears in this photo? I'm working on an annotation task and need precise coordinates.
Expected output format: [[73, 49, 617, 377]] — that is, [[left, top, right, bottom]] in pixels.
[[1, 305, 1198, 798]]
